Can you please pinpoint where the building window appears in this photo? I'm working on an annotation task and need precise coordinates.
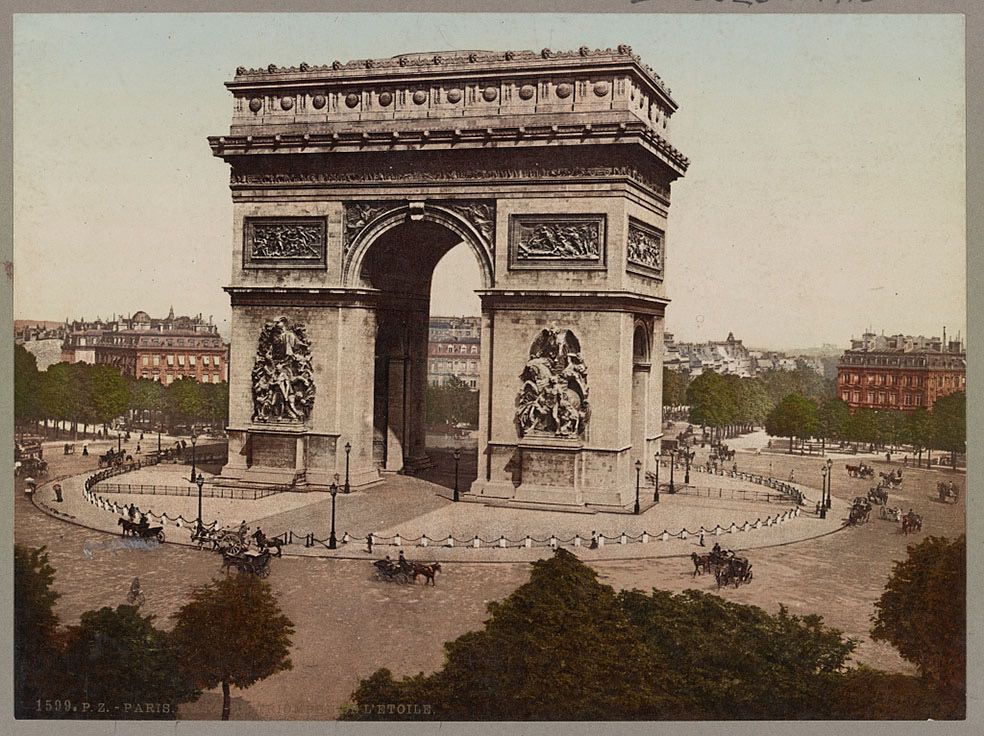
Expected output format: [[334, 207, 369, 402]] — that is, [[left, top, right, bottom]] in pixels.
[[866, 392, 874, 403], [879, 393, 886, 404], [189, 355, 196, 366], [142, 355, 149, 366], [203, 355, 210, 366], [904, 394, 912, 406], [889, 394, 897, 405], [167, 355, 175, 366], [841, 392, 850, 402], [178, 354, 185, 366], [914, 395, 921, 406], [153, 355, 160, 367], [165, 374, 173, 385]]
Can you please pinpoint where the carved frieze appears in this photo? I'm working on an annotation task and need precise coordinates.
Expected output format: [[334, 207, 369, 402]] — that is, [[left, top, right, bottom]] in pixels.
[[509, 215, 606, 270], [243, 218, 327, 269], [626, 219, 665, 277], [515, 328, 590, 439], [231, 166, 671, 201], [251, 318, 316, 423]]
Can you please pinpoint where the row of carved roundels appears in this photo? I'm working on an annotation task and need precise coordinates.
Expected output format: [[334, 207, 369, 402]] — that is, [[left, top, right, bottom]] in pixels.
[[247, 81, 613, 113]]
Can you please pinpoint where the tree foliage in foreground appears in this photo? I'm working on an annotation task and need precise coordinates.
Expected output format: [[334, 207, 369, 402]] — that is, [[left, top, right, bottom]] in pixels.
[[871, 535, 965, 718], [342, 549, 860, 720], [170, 574, 294, 720], [13, 545, 61, 718]]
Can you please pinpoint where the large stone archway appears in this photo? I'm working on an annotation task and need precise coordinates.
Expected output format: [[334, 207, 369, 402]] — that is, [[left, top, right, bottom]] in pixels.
[[209, 46, 689, 508]]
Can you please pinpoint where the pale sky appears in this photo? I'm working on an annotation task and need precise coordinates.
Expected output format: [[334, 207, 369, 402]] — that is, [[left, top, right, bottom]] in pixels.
[[13, 13, 965, 351]]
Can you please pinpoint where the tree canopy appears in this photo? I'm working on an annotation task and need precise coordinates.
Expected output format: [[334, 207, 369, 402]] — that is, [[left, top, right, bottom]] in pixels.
[[170, 574, 294, 720], [871, 534, 965, 717], [13, 545, 61, 718], [342, 549, 858, 721], [60, 605, 199, 718]]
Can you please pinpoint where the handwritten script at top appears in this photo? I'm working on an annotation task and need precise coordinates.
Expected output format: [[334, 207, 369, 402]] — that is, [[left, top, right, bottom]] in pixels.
[[630, 0, 875, 5]]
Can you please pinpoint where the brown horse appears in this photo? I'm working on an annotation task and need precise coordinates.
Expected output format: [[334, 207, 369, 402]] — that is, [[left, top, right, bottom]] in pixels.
[[902, 513, 922, 535], [690, 552, 712, 577], [411, 562, 442, 586]]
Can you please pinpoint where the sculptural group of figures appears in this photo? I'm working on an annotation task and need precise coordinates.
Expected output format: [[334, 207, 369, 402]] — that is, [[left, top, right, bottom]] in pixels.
[[252, 317, 316, 422], [515, 328, 590, 438]]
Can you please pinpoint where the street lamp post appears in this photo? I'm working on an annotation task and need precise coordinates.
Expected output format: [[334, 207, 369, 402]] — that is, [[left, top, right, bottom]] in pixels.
[[195, 473, 205, 534], [653, 453, 660, 504], [684, 451, 691, 485], [328, 474, 339, 549], [820, 465, 828, 519], [117, 431, 122, 454], [452, 448, 461, 502], [634, 460, 642, 515], [825, 458, 833, 509], [189, 430, 198, 483], [157, 422, 162, 456], [669, 453, 675, 493], [343, 442, 352, 494]]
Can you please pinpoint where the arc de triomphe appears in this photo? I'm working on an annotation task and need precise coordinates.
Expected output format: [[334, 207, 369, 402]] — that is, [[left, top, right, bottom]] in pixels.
[[209, 45, 689, 509]]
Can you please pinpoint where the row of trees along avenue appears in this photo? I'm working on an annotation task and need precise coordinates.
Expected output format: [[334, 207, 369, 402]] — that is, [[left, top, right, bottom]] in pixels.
[[764, 391, 966, 468], [663, 366, 834, 444], [14, 345, 228, 438], [662, 365, 965, 468]]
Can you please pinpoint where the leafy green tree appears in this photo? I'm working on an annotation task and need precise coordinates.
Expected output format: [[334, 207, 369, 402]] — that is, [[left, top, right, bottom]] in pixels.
[[844, 407, 878, 448], [661, 367, 689, 409], [14, 546, 61, 718], [61, 605, 199, 719], [871, 535, 965, 718], [619, 589, 856, 719], [687, 371, 736, 442], [130, 377, 167, 428], [86, 364, 131, 431], [38, 362, 80, 436], [426, 375, 479, 427], [905, 407, 934, 467], [343, 550, 860, 721], [202, 380, 230, 427], [759, 367, 835, 406], [830, 667, 939, 720], [930, 391, 965, 468], [816, 398, 851, 453], [166, 376, 206, 427], [14, 344, 41, 427], [170, 574, 294, 720], [764, 393, 818, 452]]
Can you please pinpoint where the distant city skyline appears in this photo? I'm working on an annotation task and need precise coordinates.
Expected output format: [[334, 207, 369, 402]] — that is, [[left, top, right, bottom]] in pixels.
[[13, 13, 965, 351]]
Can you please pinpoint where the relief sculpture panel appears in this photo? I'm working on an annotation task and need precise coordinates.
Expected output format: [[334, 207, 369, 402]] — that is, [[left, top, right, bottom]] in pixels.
[[509, 215, 606, 270], [515, 328, 590, 439], [626, 218, 664, 277], [252, 317, 316, 423], [243, 218, 327, 269]]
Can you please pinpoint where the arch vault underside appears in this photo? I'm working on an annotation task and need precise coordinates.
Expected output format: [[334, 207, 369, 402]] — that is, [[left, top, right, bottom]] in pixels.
[[210, 46, 689, 508]]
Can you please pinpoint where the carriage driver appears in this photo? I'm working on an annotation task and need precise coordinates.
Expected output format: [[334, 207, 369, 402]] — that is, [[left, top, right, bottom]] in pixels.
[[398, 549, 411, 572], [138, 513, 149, 532]]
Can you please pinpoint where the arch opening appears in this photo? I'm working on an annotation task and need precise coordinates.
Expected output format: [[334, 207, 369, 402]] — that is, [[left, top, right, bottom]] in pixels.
[[359, 219, 484, 481]]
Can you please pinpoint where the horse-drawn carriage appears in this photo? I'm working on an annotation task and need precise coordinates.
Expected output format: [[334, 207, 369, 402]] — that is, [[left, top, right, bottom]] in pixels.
[[98, 448, 128, 468], [848, 497, 872, 525], [710, 444, 735, 462], [937, 481, 960, 504], [867, 485, 889, 506], [118, 517, 165, 543], [901, 511, 923, 535], [880, 505, 903, 522], [879, 469, 903, 488], [221, 548, 272, 578], [15, 456, 48, 478], [690, 547, 752, 589], [845, 463, 874, 479], [372, 556, 442, 585]]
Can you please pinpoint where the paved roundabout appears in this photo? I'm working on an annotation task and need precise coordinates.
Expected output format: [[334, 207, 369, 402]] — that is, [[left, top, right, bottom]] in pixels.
[[33, 456, 844, 563]]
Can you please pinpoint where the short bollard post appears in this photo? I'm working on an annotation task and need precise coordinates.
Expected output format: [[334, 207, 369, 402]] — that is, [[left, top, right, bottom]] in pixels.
[[714, 525, 721, 535], [573, 535, 581, 547], [342, 532, 350, 544], [597, 535, 605, 548], [446, 536, 454, 547], [620, 533, 627, 545], [473, 535, 480, 548], [661, 530, 669, 542], [549, 535, 557, 549], [499, 536, 506, 548], [681, 530, 688, 540], [421, 535, 429, 547], [642, 532, 649, 544], [525, 535, 532, 548]]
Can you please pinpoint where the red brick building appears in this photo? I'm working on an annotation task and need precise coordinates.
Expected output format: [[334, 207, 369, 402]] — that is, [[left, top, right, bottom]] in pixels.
[[837, 332, 965, 411], [62, 309, 228, 384]]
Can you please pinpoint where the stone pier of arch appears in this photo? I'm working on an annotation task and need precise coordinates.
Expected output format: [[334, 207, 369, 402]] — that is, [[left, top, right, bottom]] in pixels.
[[208, 46, 689, 510]]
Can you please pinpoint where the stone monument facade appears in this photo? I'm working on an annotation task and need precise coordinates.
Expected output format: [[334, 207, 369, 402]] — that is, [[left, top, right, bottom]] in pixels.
[[209, 46, 688, 507]]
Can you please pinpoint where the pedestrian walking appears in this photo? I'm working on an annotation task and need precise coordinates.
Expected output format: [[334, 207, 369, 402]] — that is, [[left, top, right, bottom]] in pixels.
[[815, 501, 821, 516], [789, 469, 796, 482], [366, 533, 374, 554], [589, 531, 598, 549]]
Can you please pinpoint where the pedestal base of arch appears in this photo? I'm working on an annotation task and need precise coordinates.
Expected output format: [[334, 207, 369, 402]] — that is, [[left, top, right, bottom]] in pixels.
[[468, 436, 633, 509]]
